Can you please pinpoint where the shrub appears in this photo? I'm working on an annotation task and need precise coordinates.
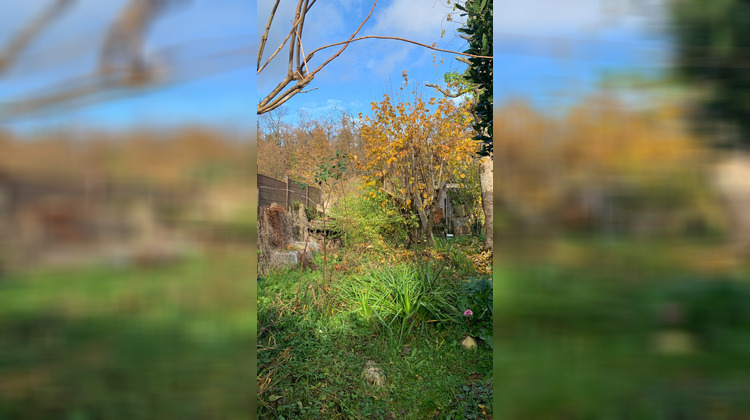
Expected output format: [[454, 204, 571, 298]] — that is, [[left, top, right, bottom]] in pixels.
[[329, 187, 417, 251]]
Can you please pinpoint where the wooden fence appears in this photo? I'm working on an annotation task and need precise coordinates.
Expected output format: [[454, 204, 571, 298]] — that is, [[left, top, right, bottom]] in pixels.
[[258, 174, 321, 210]]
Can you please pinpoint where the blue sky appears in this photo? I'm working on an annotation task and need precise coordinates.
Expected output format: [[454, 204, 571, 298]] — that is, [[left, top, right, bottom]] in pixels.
[[258, 0, 673, 125], [0, 1, 674, 135], [258, 0, 479, 124], [0, 0, 254, 135], [493, 0, 673, 115]]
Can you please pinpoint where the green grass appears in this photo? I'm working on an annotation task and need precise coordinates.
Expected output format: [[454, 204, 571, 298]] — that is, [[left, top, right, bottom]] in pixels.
[[257, 253, 493, 419], [339, 262, 460, 344], [0, 251, 255, 419]]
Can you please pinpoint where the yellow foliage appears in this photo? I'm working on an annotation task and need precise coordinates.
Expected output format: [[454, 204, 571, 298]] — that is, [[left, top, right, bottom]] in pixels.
[[358, 79, 475, 215]]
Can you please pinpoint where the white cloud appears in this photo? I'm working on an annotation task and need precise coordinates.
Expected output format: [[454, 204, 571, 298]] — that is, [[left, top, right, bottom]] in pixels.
[[495, 0, 668, 36], [370, 0, 451, 42]]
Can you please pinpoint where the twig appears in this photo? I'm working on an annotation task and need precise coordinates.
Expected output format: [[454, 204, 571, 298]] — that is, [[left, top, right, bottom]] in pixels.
[[258, 318, 280, 334], [257, 0, 306, 75], [257, 0, 377, 114], [303, 0, 377, 80], [257, 345, 278, 351], [309, 284, 318, 307], [257, 0, 281, 71], [304, 35, 493, 62], [294, 224, 312, 310], [424, 83, 471, 98], [295, 19, 311, 78]]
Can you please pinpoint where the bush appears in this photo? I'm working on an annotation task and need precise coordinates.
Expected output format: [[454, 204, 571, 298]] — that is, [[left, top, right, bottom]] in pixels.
[[329, 187, 417, 251]]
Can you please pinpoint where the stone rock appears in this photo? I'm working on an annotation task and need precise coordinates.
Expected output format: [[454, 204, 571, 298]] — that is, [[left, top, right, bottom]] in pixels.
[[461, 336, 478, 350], [291, 241, 319, 252], [362, 360, 385, 387]]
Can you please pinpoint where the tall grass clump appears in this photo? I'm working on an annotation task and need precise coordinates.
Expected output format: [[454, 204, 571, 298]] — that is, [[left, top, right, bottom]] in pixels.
[[338, 262, 458, 343], [330, 187, 418, 252], [434, 237, 480, 277]]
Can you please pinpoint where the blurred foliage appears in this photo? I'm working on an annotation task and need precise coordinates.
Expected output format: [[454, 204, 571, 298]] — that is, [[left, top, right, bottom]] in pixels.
[[653, 277, 750, 348], [493, 95, 715, 236], [0, 252, 253, 418], [671, 0, 750, 147], [0, 126, 248, 188]]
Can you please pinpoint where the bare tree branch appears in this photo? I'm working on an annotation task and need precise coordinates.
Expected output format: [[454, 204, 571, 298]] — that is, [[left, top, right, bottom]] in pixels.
[[100, 0, 190, 78], [257, 0, 280, 71], [257, 0, 495, 114], [296, 0, 310, 71], [288, 0, 304, 76], [425, 83, 470, 98], [258, 0, 377, 114], [256, 1, 310, 76], [295, 24, 310, 76], [0, 0, 75, 74], [303, 0, 376, 77], [304, 35, 493, 62]]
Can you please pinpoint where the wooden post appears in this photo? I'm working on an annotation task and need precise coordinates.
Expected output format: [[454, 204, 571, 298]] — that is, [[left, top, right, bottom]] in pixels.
[[305, 185, 309, 208], [285, 176, 290, 211]]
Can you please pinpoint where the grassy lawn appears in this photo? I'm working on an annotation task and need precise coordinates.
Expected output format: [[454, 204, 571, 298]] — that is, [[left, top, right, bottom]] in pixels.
[[257, 237, 493, 419], [493, 235, 750, 419], [0, 248, 255, 419]]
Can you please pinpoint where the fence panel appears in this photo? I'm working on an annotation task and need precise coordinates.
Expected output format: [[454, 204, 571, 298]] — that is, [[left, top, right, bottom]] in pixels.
[[258, 174, 321, 210]]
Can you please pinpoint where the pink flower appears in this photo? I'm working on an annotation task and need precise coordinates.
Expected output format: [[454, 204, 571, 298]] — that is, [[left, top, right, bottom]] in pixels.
[[464, 309, 473, 317]]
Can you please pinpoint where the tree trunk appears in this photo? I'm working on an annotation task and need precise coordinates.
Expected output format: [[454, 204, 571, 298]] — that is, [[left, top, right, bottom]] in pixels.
[[479, 156, 493, 250], [416, 205, 435, 246], [712, 151, 750, 257], [413, 190, 433, 246]]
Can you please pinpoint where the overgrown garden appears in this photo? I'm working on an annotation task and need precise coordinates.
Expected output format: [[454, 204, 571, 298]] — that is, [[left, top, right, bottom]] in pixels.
[[257, 71, 494, 418]]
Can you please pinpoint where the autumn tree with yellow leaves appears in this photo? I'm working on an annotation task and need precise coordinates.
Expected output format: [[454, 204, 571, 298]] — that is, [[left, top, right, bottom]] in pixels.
[[357, 73, 477, 246]]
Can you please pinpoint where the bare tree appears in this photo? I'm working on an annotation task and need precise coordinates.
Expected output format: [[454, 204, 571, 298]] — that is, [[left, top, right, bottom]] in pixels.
[[257, 0, 492, 115]]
